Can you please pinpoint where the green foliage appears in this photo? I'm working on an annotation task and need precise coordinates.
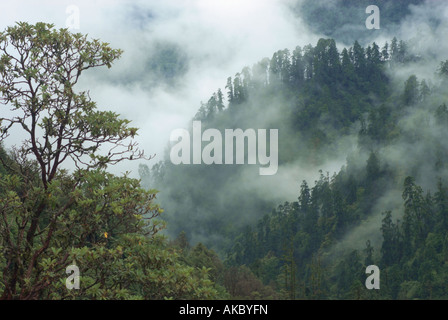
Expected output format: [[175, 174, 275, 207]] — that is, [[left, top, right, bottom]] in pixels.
[[151, 33, 448, 299], [153, 37, 400, 254], [10, 18, 448, 301], [0, 22, 225, 300], [57, 235, 220, 300]]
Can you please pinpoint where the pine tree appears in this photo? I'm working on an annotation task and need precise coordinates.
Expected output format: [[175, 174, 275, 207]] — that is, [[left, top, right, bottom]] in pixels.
[[291, 46, 305, 87], [341, 47, 356, 85], [380, 211, 401, 266], [419, 79, 430, 102], [352, 40, 366, 76], [381, 42, 389, 62], [225, 76, 234, 105], [403, 75, 419, 106], [303, 44, 314, 80], [390, 37, 398, 62], [216, 88, 225, 111], [364, 240, 374, 266], [366, 151, 380, 183]]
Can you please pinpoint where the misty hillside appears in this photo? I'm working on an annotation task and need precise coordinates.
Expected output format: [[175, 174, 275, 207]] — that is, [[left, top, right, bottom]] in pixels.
[[4, 0, 448, 303], [146, 36, 429, 246], [142, 29, 448, 298], [130, 0, 448, 300], [296, 0, 427, 45]]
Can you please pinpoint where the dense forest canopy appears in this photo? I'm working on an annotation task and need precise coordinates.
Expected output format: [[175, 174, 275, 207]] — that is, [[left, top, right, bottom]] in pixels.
[[143, 31, 448, 298], [2, 0, 448, 301]]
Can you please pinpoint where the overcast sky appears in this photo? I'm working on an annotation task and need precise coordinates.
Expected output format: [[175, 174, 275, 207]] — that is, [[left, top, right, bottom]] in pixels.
[[1, 0, 448, 178], [0, 0, 322, 176]]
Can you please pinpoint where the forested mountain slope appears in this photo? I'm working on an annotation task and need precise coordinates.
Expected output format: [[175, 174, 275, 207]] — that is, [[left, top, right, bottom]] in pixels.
[[144, 35, 448, 299]]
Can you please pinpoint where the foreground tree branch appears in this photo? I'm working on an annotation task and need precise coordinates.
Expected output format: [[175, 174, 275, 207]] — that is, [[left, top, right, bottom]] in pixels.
[[0, 22, 164, 300]]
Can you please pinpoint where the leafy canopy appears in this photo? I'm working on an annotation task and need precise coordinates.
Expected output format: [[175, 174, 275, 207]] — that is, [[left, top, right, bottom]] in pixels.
[[0, 22, 219, 300]]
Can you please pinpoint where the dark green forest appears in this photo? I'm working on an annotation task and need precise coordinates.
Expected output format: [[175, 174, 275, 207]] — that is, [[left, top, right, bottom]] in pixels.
[[144, 34, 448, 299], [2, 1, 448, 300]]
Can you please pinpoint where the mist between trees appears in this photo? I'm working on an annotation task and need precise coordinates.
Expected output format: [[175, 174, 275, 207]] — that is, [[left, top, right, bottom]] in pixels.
[[141, 14, 448, 298], [169, 121, 279, 175], [2, 0, 448, 300]]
